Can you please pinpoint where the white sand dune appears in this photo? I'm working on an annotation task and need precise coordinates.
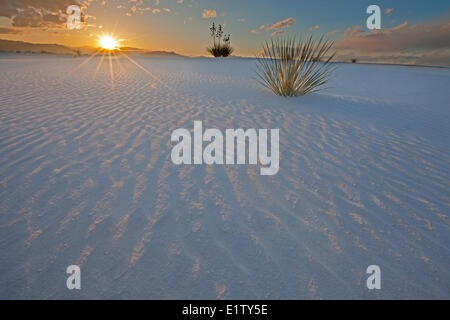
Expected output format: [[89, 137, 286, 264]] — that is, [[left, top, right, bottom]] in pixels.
[[0, 54, 449, 299]]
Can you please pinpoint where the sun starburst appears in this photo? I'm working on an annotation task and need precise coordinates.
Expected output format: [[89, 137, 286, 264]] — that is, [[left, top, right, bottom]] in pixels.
[[70, 31, 173, 92], [98, 35, 119, 50]]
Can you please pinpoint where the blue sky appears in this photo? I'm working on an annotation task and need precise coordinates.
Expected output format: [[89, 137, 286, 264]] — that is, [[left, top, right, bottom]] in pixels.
[[199, 0, 448, 32], [0, 0, 449, 64], [83, 1, 450, 56]]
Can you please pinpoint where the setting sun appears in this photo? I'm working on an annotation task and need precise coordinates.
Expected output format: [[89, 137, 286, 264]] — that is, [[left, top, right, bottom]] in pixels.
[[99, 35, 119, 50]]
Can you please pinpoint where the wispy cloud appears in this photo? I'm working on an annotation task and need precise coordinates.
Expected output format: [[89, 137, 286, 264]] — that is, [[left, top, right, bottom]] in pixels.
[[335, 21, 450, 66], [343, 25, 364, 37], [202, 9, 217, 19], [267, 18, 296, 31], [0, 0, 84, 28], [385, 8, 394, 16], [270, 30, 285, 37], [391, 21, 408, 31], [253, 17, 296, 36], [326, 29, 339, 36], [0, 27, 23, 34]]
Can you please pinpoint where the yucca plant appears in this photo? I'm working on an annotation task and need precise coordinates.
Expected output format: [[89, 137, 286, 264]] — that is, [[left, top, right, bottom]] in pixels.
[[207, 23, 234, 57], [207, 43, 234, 57], [255, 36, 336, 96]]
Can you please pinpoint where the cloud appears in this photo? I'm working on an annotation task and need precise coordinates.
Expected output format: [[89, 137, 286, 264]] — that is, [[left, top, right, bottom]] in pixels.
[[271, 30, 285, 37], [267, 18, 296, 31], [335, 21, 450, 66], [326, 29, 339, 36], [0, 27, 23, 34], [391, 21, 408, 31], [385, 8, 394, 16], [337, 21, 450, 52], [0, 0, 83, 28], [12, 8, 44, 27], [343, 25, 364, 37], [254, 17, 295, 36], [202, 9, 217, 19], [0, 0, 80, 18]]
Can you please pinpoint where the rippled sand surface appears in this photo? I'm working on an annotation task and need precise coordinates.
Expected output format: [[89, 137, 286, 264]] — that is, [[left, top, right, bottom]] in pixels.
[[0, 55, 449, 299]]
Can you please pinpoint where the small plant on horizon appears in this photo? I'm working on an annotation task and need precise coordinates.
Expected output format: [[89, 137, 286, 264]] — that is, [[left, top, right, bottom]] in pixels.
[[207, 22, 234, 58], [255, 36, 336, 97]]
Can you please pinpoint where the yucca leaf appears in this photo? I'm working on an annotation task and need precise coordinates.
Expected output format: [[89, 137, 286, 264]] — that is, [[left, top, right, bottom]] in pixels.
[[255, 35, 336, 96]]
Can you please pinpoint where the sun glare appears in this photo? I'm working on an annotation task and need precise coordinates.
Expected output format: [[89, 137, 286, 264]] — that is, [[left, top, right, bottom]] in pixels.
[[99, 35, 119, 50]]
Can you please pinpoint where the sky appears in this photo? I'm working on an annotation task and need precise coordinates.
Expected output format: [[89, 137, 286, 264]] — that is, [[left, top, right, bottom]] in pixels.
[[0, 0, 449, 65]]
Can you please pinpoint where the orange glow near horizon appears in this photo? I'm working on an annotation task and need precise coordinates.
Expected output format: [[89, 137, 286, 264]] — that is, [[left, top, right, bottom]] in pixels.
[[98, 35, 119, 50], [69, 32, 169, 91]]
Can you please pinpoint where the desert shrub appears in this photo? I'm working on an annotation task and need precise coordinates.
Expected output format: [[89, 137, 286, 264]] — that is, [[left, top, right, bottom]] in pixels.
[[207, 23, 233, 58], [207, 43, 234, 58], [255, 36, 336, 96]]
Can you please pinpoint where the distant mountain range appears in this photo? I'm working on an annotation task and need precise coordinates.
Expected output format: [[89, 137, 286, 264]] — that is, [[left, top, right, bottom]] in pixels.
[[0, 39, 185, 57]]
